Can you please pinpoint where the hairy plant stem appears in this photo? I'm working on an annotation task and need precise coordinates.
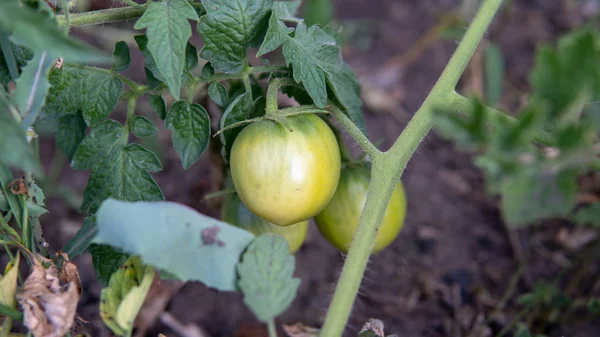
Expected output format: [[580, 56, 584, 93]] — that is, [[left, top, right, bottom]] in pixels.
[[267, 319, 277, 337], [320, 1, 504, 336]]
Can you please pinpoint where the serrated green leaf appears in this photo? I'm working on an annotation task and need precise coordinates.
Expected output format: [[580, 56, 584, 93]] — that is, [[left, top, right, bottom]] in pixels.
[[0, 102, 42, 176], [219, 92, 253, 161], [274, 0, 302, 21], [0, 2, 110, 63], [12, 51, 54, 128], [94, 198, 255, 291], [208, 82, 228, 107], [134, 0, 199, 99], [531, 30, 600, 123], [501, 169, 578, 226], [0, 254, 20, 308], [134, 35, 166, 85], [25, 182, 47, 218], [197, 0, 272, 73], [237, 233, 300, 321], [165, 101, 210, 169], [281, 22, 342, 108], [434, 97, 489, 150], [112, 41, 131, 72], [326, 63, 366, 135], [131, 116, 158, 138], [573, 202, 600, 227], [484, 43, 504, 107], [256, 10, 294, 56], [90, 244, 128, 287], [100, 256, 154, 337], [56, 112, 87, 160], [42, 65, 123, 125], [63, 217, 97, 260], [71, 120, 164, 213], [149, 94, 167, 120]]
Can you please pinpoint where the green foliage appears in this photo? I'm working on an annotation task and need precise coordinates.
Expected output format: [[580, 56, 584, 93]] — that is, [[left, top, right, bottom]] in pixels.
[[112, 41, 131, 73], [131, 116, 158, 138], [219, 92, 265, 161], [165, 101, 211, 169], [12, 51, 54, 128], [134, 0, 199, 99], [43, 65, 123, 126], [0, 1, 109, 64], [208, 82, 228, 107], [71, 120, 164, 213], [94, 198, 255, 291], [589, 298, 600, 314], [56, 112, 87, 160], [518, 281, 570, 310], [90, 244, 129, 287], [258, 7, 365, 133], [573, 202, 600, 227], [100, 256, 155, 337], [435, 28, 600, 226], [62, 217, 98, 260], [197, 0, 272, 73], [0, 93, 41, 176], [237, 234, 300, 321], [148, 94, 167, 119]]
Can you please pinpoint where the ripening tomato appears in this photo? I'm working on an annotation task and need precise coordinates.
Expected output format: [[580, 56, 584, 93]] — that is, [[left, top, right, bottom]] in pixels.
[[315, 166, 407, 254], [229, 114, 341, 226], [221, 192, 308, 253]]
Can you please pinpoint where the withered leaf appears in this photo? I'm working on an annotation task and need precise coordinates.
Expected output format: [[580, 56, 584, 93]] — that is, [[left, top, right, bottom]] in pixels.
[[17, 256, 80, 337], [282, 322, 319, 337], [57, 252, 82, 296]]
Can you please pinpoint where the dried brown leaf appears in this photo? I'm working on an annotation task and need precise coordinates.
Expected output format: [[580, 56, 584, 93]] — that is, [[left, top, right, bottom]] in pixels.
[[17, 256, 80, 337], [57, 252, 82, 296]]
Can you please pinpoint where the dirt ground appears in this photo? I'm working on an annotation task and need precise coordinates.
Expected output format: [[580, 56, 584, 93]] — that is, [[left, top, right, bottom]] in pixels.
[[31, 0, 600, 337]]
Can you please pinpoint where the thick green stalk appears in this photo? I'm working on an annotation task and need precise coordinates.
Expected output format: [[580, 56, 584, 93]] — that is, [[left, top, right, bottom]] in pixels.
[[57, 7, 146, 27], [320, 1, 504, 336]]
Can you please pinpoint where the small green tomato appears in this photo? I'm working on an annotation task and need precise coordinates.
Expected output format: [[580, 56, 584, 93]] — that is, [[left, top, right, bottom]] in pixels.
[[315, 166, 407, 254]]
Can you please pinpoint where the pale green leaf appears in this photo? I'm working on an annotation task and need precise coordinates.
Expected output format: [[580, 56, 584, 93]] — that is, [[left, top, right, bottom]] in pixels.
[[100, 256, 154, 337], [237, 234, 300, 321], [94, 198, 255, 291], [0, 2, 110, 63], [197, 0, 272, 73], [42, 65, 123, 125], [165, 101, 210, 169], [12, 51, 54, 128], [134, 0, 199, 99], [326, 63, 366, 135], [0, 100, 42, 176], [0, 254, 20, 308], [501, 169, 578, 226]]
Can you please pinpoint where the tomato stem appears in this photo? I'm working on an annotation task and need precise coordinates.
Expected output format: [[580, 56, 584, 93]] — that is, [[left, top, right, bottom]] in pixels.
[[320, 1, 504, 336]]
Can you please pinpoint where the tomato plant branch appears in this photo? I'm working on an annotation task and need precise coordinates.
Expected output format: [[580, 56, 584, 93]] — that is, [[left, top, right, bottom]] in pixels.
[[328, 104, 381, 160], [320, 1, 503, 336], [267, 319, 277, 337], [57, 6, 146, 27]]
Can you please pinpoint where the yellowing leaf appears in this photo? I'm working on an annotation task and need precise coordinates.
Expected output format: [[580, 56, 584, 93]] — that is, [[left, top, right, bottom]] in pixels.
[[0, 254, 20, 308], [100, 256, 155, 337]]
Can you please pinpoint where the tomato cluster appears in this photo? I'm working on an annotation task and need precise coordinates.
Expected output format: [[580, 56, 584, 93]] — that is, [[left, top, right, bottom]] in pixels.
[[220, 114, 407, 254]]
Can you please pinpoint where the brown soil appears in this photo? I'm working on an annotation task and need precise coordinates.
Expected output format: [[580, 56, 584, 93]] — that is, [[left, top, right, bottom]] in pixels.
[[30, 1, 600, 337]]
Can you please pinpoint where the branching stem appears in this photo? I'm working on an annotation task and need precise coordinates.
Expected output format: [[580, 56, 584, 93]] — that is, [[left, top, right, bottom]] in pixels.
[[320, 1, 504, 336]]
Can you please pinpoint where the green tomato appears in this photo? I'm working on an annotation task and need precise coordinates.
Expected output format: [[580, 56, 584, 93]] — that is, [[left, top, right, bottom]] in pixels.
[[230, 114, 341, 226], [315, 166, 407, 254], [221, 192, 308, 253]]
